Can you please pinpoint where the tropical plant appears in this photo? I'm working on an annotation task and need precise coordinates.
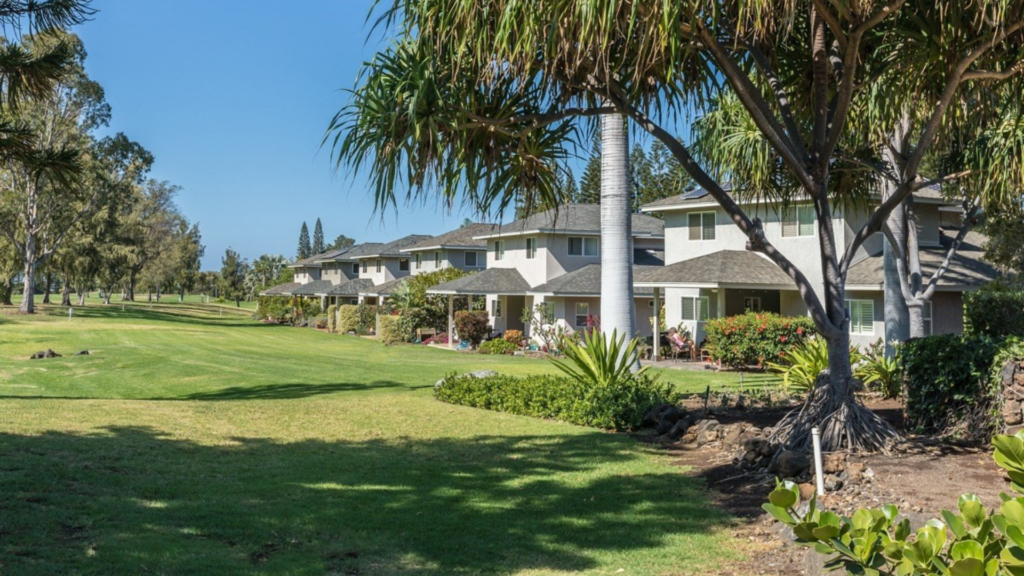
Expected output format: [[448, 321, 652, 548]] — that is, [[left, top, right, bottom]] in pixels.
[[329, 0, 1024, 453], [551, 329, 647, 388], [479, 338, 517, 355], [704, 312, 816, 368], [768, 338, 863, 394], [764, 431, 1024, 576], [503, 329, 523, 345], [856, 340, 903, 399]]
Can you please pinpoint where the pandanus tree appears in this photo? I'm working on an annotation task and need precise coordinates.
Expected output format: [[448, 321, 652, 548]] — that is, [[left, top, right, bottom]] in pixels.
[[329, 0, 1024, 452]]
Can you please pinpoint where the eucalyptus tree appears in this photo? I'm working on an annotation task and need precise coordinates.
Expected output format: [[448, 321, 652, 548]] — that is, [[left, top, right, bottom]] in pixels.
[[120, 179, 182, 301]]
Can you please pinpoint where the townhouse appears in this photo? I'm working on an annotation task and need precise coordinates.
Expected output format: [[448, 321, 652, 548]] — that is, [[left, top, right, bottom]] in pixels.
[[427, 204, 665, 341], [635, 187, 999, 347]]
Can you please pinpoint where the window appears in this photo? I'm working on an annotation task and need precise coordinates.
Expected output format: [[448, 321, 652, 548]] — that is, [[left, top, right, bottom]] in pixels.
[[361, 260, 367, 273], [434, 251, 441, 267], [375, 259, 382, 273], [575, 302, 590, 327], [494, 241, 505, 261], [415, 253, 421, 269], [399, 258, 409, 271], [688, 212, 716, 241], [923, 301, 933, 336], [464, 251, 480, 267], [744, 297, 762, 312], [568, 237, 599, 256], [491, 299, 502, 318], [526, 237, 537, 259], [782, 205, 816, 237], [681, 296, 710, 321], [845, 300, 875, 335], [352, 263, 359, 275]]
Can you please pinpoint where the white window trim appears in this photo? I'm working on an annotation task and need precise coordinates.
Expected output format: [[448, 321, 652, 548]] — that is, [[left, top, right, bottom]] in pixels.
[[568, 236, 600, 257], [491, 299, 502, 318], [681, 296, 711, 322], [415, 253, 421, 269], [688, 212, 717, 241], [574, 302, 590, 327], [526, 237, 537, 259], [845, 299, 875, 335], [782, 204, 817, 238], [494, 241, 505, 261]]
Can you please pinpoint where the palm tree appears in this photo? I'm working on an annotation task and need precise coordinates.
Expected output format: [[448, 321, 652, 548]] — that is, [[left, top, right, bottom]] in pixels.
[[599, 114, 636, 345]]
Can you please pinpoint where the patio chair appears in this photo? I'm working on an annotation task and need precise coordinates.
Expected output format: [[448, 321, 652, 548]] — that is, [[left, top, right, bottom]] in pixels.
[[669, 338, 692, 361]]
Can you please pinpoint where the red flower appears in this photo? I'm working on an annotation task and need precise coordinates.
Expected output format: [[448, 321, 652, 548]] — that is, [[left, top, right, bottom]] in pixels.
[[796, 327, 804, 335], [779, 335, 787, 343]]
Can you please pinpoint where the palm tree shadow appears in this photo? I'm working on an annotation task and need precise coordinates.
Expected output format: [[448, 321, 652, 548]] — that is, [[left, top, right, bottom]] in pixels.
[[1, 426, 732, 575], [178, 380, 407, 400]]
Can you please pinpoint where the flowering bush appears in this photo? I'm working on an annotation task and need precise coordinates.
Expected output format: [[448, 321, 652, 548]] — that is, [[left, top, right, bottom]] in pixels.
[[503, 329, 524, 345], [704, 312, 816, 368]]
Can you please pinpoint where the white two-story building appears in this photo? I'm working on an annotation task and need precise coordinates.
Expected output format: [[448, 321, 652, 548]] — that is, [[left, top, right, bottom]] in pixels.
[[635, 187, 998, 347], [427, 204, 665, 341]]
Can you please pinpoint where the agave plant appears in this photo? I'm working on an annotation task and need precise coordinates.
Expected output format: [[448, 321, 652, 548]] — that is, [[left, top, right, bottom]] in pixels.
[[550, 329, 647, 387]]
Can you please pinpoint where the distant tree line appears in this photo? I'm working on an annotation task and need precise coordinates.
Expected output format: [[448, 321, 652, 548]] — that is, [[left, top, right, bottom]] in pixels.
[[0, 20, 204, 313]]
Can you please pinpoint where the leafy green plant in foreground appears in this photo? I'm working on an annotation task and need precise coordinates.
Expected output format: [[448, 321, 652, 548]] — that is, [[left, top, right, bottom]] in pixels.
[[765, 431, 1024, 575], [550, 329, 646, 387]]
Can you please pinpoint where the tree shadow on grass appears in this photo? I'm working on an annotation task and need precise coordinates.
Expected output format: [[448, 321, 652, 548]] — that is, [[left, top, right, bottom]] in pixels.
[[43, 304, 271, 328], [179, 380, 414, 400], [0, 426, 732, 575]]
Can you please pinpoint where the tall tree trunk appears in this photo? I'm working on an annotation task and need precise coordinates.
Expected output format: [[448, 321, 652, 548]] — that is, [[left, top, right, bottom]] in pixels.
[[42, 272, 51, 304], [60, 275, 71, 306], [599, 113, 636, 351], [19, 233, 37, 314], [77, 287, 86, 306], [882, 118, 911, 356], [1, 277, 12, 305], [179, 286, 185, 303], [127, 270, 136, 301]]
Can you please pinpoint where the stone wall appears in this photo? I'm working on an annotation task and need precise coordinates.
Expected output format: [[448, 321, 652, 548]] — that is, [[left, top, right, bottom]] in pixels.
[[1000, 359, 1024, 433]]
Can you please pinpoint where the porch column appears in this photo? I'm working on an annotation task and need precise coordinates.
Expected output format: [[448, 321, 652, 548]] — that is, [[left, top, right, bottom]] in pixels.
[[448, 294, 454, 349], [717, 287, 725, 319], [652, 287, 660, 363]]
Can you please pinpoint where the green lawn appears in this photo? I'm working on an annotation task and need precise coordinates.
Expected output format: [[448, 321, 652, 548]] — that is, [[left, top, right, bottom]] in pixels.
[[0, 301, 743, 575]]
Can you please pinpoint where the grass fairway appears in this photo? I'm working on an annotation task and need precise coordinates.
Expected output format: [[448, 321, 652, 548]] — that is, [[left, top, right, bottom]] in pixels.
[[0, 301, 741, 575]]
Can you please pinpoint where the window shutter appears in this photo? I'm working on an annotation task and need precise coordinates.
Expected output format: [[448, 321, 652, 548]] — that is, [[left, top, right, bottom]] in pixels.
[[702, 213, 716, 240], [798, 206, 815, 237], [681, 297, 695, 321], [688, 214, 702, 240], [699, 297, 710, 321], [782, 209, 798, 237], [860, 301, 873, 334]]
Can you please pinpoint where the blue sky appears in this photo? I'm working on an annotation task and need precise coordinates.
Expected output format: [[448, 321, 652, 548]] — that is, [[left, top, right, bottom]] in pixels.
[[74, 0, 496, 269]]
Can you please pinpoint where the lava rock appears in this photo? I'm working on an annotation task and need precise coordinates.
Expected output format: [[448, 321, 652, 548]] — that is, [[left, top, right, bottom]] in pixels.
[[73, 350, 90, 356], [29, 349, 61, 360], [769, 450, 811, 479], [667, 417, 692, 440], [434, 369, 498, 390], [798, 482, 816, 501], [824, 474, 844, 492], [821, 452, 847, 474]]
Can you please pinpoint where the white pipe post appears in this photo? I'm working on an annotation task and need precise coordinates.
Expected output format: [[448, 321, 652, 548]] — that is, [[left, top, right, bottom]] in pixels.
[[68, 308, 73, 322], [812, 427, 825, 495], [652, 287, 660, 363]]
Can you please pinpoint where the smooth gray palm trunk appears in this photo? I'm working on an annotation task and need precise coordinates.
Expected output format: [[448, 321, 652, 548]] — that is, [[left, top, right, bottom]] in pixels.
[[599, 114, 636, 346]]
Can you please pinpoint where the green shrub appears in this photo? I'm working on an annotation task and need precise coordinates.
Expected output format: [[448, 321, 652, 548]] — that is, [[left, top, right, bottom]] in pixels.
[[326, 305, 338, 332], [767, 337, 831, 393], [901, 333, 1001, 434], [965, 291, 1024, 339], [503, 329, 524, 345], [337, 305, 360, 333], [455, 310, 490, 347], [397, 307, 429, 340], [294, 298, 322, 320], [479, 338, 517, 355], [764, 430, 1024, 576], [551, 329, 647, 387], [435, 371, 679, 430], [255, 296, 292, 323], [377, 314, 405, 345], [355, 303, 378, 334], [704, 312, 816, 368]]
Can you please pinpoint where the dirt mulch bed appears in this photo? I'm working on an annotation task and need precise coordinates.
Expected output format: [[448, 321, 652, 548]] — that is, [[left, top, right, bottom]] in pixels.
[[658, 397, 1011, 575]]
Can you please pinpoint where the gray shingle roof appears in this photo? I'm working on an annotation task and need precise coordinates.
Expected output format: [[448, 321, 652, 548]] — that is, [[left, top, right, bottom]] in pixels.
[[319, 242, 386, 262], [427, 268, 531, 295], [476, 204, 663, 238], [402, 223, 499, 252], [259, 282, 301, 296], [529, 264, 655, 296], [635, 250, 794, 286], [290, 280, 336, 296], [641, 184, 950, 212], [326, 278, 376, 296], [356, 235, 433, 258], [846, 229, 998, 288], [360, 276, 410, 297], [288, 252, 333, 268]]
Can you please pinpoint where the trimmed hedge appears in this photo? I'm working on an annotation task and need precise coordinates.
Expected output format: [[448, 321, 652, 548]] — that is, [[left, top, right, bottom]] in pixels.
[[704, 312, 816, 368], [326, 305, 338, 332], [902, 333, 1001, 434], [965, 291, 1024, 339], [378, 314, 405, 345], [255, 296, 292, 323], [434, 372, 679, 430], [337, 305, 361, 333], [479, 338, 517, 355]]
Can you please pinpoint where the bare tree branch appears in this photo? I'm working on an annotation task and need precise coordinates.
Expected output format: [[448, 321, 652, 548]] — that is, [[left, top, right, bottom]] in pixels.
[[920, 203, 980, 301]]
